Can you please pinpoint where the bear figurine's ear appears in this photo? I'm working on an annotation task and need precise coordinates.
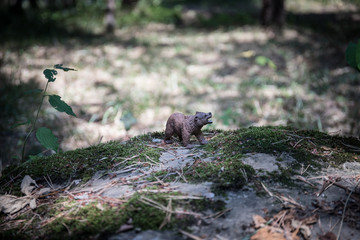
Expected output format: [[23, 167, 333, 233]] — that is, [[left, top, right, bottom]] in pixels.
[[196, 111, 200, 114]]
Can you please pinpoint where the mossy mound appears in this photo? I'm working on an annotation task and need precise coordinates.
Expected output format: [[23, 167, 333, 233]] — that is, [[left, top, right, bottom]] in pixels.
[[1, 127, 359, 240], [204, 126, 360, 168], [183, 126, 360, 191], [0, 132, 164, 195]]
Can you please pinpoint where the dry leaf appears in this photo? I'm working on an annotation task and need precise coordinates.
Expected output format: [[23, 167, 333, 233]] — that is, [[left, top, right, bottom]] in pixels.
[[291, 219, 311, 239], [251, 227, 286, 240], [253, 214, 267, 229]]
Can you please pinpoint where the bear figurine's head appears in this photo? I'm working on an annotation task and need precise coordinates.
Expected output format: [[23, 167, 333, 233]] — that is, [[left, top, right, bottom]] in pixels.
[[194, 112, 212, 127]]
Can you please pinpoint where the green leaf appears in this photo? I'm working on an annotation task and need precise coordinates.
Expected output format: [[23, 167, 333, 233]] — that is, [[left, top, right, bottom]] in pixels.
[[255, 56, 268, 66], [268, 60, 277, 70], [48, 95, 77, 117], [36, 127, 58, 152], [54, 64, 77, 72], [255, 56, 277, 69], [356, 40, 360, 71], [346, 42, 357, 69], [11, 120, 31, 129], [43, 69, 57, 82]]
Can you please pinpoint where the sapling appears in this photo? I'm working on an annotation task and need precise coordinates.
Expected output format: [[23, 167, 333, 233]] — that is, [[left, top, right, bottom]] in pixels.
[[21, 64, 77, 162]]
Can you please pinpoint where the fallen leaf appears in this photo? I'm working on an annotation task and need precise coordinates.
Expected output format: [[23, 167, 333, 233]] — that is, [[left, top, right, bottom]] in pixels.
[[291, 219, 311, 239], [253, 214, 267, 228], [251, 227, 286, 240], [21, 175, 38, 196]]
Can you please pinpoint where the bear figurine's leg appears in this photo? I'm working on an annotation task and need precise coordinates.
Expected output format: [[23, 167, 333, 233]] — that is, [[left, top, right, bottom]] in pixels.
[[164, 126, 174, 144], [196, 132, 208, 145], [181, 131, 193, 148]]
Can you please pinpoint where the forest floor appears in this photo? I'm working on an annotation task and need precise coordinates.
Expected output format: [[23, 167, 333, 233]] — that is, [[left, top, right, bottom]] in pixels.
[[1, 127, 360, 239]]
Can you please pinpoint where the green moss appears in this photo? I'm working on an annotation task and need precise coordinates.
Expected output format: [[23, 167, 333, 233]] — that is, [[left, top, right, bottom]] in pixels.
[[45, 201, 126, 240], [197, 127, 360, 190], [0, 133, 163, 194], [39, 192, 222, 239], [204, 126, 291, 155], [204, 126, 360, 170], [185, 156, 255, 191], [124, 193, 168, 230], [264, 165, 296, 187]]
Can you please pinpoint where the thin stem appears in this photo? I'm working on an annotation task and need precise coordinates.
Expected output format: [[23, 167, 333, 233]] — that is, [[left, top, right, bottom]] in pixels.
[[21, 81, 50, 162], [336, 181, 360, 240]]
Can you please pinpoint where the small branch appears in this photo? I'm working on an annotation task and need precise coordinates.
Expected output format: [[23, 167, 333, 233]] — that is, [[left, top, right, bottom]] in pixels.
[[179, 229, 204, 240], [337, 181, 360, 240]]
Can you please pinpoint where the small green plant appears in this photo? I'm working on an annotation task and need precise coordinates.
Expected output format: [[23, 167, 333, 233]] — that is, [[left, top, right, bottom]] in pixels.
[[255, 56, 277, 70], [21, 64, 77, 162], [346, 40, 360, 71]]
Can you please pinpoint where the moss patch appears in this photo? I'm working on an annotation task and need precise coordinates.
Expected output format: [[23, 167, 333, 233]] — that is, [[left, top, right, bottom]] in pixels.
[[183, 127, 360, 191], [185, 158, 255, 192], [0, 192, 224, 240], [0, 132, 164, 195], [45, 200, 125, 240], [204, 126, 360, 169]]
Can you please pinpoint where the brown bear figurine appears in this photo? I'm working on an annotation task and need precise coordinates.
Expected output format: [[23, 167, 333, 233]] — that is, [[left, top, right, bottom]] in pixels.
[[164, 112, 212, 148]]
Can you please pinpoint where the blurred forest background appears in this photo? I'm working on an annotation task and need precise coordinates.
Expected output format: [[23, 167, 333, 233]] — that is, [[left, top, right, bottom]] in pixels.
[[1, 0, 360, 167]]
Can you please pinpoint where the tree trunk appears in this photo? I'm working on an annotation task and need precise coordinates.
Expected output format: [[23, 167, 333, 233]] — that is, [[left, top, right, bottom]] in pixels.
[[261, 0, 285, 27], [105, 0, 116, 34]]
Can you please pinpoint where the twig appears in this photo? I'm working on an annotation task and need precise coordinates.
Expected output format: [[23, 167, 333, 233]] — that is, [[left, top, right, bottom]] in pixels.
[[144, 154, 159, 165], [44, 175, 55, 189], [300, 164, 311, 175], [261, 182, 305, 209], [204, 208, 231, 219], [176, 169, 188, 183], [145, 144, 165, 149], [317, 177, 340, 197], [179, 229, 204, 240], [19, 214, 36, 232], [41, 207, 76, 226], [272, 138, 291, 145], [293, 138, 304, 148], [159, 198, 172, 229], [295, 175, 316, 188], [261, 182, 274, 197], [341, 142, 360, 152], [112, 155, 139, 168], [62, 222, 72, 236], [139, 196, 203, 217], [336, 181, 360, 240], [1, 170, 25, 190]]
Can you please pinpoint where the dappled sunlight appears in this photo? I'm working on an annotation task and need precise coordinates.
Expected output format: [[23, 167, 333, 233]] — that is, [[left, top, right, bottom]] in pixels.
[[2, 22, 358, 153]]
